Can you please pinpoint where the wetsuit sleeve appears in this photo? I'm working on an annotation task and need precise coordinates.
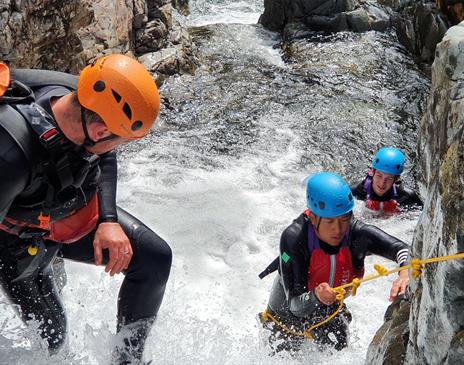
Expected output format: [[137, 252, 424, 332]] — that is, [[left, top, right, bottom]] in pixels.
[[279, 219, 321, 318], [97, 151, 118, 223], [350, 181, 367, 200], [397, 186, 423, 207], [350, 220, 409, 267], [0, 127, 30, 222]]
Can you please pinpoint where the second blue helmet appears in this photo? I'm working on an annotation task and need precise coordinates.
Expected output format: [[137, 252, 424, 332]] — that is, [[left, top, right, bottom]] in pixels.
[[372, 147, 405, 175], [306, 172, 355, 218]]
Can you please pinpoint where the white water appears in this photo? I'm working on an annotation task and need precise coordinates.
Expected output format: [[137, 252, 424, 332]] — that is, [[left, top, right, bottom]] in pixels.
[[0, 1, 424, 364], [188, 0, 262, 26]]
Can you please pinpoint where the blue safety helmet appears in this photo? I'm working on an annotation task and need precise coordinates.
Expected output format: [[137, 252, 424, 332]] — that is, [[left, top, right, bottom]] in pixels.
[[372, 147, 405, 175], [306, 172, 355, 218]]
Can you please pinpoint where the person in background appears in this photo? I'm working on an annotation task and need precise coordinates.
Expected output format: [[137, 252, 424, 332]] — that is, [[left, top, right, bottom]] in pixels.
[[350, 147, 422, 213]]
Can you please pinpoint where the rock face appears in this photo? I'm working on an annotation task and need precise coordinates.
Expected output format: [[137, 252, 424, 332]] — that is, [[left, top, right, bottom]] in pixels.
[[392, 1, 450, 70], [366, 22, 464, 365], [0, 0, 197, 80], [437, 0, 464, 23], [259, 0, 392, 38], [259, 1, 457, 70]]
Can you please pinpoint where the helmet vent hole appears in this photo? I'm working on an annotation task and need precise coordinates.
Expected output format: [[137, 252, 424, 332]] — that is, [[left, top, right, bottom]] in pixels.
[[132, 120, 143, 131], [123, 102, 132, 120], [318, 201, 325, 210], [93, 81, 106, 92], [112, 90, 122, 103]]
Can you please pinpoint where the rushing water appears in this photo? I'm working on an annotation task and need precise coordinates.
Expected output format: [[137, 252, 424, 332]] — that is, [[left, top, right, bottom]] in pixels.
[[0, 1, 430, 364]]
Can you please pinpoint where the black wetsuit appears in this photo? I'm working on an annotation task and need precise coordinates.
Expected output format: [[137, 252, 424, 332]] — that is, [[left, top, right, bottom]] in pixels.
[[264, 213, 409, 351], [350, 176, 422, 208], [0, 84, 172, 362]]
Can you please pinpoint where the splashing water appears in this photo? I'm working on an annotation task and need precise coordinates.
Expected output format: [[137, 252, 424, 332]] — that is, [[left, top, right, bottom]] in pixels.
[[0, 1, 429, 364]]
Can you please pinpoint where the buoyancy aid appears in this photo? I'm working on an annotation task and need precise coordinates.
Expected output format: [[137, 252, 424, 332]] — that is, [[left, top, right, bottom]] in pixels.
[[363, 173, 399, 213], [304, 209, 364, 290], [0, 66, 100, 243]]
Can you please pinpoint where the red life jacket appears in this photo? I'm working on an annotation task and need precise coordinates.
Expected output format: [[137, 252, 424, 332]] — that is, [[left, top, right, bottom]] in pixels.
[[304, 209, 364, 289], [0, 194, 99, 244], [365, 199, 398, 213], [363, 173, 399, 213]]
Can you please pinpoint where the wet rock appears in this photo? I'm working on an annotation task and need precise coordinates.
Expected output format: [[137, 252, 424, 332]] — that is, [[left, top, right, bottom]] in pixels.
[[346, 8, 370, 32], [133, 0, 148, 30], [393, 1, 449, 70], [448, 330, 464, 364], [306, 13, 350, 32], [171, 0, 189, 16], [136, 19, 169, 53], [259, 0, 292, 33], [139, 44, 197, 83], [367, 21, 464, 365], [367, 296, 410, 365], [260, 0, 392, 38], [437, 0, 464, 23], [1, 0, 198, 80]]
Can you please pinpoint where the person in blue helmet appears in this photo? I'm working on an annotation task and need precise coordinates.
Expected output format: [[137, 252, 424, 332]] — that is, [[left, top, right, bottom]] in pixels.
[[259, 172, 410, 353], [350, 147, 422, 213]]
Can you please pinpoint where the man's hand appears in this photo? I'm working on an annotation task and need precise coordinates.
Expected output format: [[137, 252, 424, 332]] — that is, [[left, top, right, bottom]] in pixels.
[[389, 268, 409, 301], [315, 282, 336, 305], [93, 222, 133, 276]]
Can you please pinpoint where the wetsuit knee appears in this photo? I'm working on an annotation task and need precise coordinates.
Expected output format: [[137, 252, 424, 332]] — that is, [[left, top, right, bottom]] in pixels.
[[116, 208, 172, 324], [132, 228, 172, 285]]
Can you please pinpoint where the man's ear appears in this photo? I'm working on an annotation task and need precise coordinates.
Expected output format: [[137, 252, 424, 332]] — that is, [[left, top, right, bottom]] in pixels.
[[308, 212, 318, 226], [91, 121, 112, 141]]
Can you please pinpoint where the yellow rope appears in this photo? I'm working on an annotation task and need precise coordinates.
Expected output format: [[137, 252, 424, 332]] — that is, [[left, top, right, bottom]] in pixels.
[[261, 309, 315, 339], [261, 252, 464, 340], [333, 252, 464, 293]]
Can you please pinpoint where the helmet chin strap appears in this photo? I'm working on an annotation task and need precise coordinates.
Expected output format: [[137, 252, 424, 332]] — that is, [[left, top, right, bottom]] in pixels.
[[81, 107, 96, 147], [315, 216, 322, 232], [81, 107, 118, 147]]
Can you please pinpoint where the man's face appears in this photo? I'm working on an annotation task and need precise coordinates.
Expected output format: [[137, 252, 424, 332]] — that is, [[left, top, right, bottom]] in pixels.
[[372, 170, 396, 196], [310, 212, 352, 246]]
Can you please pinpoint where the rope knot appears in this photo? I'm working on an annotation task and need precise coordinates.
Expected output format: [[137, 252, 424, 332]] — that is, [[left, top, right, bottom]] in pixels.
[[411, 258, 423, 279], [351, 278, 361, 296], [374, 264, 389, 276], [261, 310, 270, 321], [334, 287, 346, 301]]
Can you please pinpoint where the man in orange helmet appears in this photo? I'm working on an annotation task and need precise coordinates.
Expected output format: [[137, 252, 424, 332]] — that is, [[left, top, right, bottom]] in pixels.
[[0, 54, 171, 364]]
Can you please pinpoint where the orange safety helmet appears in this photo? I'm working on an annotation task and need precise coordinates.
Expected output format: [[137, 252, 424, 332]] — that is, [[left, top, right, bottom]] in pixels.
[[0, 62, 11, 97], [77, 54, 160, 139]]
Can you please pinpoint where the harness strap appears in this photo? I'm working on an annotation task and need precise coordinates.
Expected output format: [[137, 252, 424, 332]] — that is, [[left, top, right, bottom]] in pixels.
[[14, 103, 75, 195]]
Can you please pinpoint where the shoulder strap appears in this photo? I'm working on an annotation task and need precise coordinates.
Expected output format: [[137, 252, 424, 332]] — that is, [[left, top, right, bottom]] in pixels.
[[307, 223, 320, 253], [0, 104, 35, 164], [11, 69, 78, 90]]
